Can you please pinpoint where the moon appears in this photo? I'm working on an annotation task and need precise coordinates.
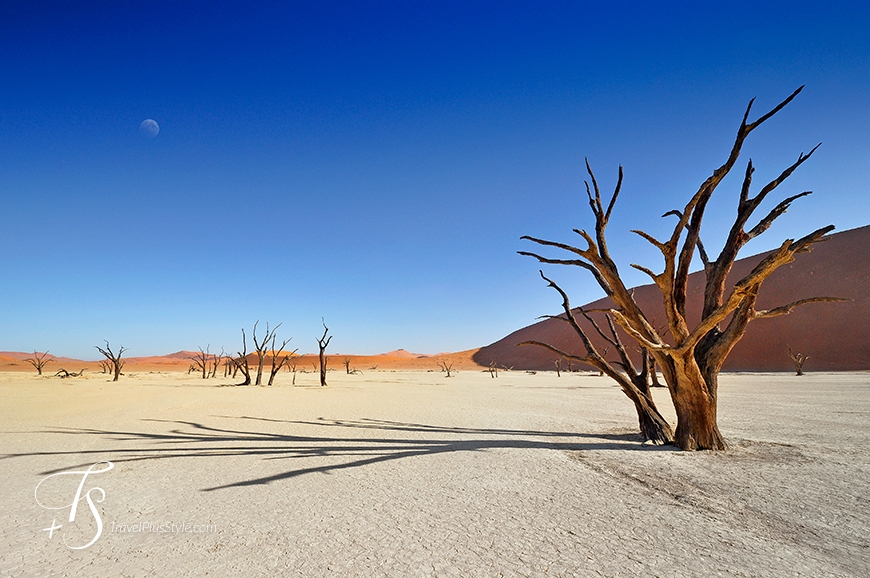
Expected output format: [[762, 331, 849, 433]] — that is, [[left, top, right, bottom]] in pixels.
[[139, 119, 160, 139]]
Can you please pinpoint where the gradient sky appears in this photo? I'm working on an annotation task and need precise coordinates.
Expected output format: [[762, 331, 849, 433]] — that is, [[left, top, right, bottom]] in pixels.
[[2, 1, 869, 359]]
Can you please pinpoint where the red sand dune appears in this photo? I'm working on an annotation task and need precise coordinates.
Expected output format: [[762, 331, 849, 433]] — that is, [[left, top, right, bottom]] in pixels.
[[474, 225, 870, 372], [380, 349, 431, 358], [0, 348, 480, 373]]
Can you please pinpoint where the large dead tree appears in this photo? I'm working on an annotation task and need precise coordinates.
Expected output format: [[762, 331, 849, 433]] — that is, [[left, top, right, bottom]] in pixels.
[[25, 351, 55, 375], [95, 341, 126, 382], [316, 319, 332, 387], [520, 87, 843, 450]]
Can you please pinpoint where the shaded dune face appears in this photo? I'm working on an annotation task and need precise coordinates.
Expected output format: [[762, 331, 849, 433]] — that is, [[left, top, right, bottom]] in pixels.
[[475, 225, 870, 372]]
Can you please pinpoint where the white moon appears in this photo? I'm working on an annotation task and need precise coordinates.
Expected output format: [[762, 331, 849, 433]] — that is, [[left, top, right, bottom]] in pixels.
[[139, 119, 160, 139]]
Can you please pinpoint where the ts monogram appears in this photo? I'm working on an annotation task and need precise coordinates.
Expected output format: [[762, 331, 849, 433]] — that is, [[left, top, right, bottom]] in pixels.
[[34, 461, 114, 549]]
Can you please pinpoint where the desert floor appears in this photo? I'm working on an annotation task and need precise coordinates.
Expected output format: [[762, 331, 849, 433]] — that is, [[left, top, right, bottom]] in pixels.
[[1, 369, 868, 577]]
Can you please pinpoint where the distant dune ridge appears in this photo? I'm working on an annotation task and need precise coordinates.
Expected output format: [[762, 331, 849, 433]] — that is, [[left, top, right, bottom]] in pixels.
[[0, 348, 480, 373], [474, 225, 870, 372]]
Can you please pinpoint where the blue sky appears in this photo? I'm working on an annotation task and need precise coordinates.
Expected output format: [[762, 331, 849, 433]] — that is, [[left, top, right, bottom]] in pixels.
[[1, 1, 869, 359]]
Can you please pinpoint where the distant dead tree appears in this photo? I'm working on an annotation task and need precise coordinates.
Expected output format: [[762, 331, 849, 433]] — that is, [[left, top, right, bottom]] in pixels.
[[100, 359, 113, 375], [55, 368, 85, 378], [316, 319, 332, 387], [234, 328, 252, 386], [210, 348, 224, 378], [252, 321, 282, 386], [488, 360, 499, 378], [436, 358, 455, 377], [554, 358, 562, 377], [267, 336, 297, 386], [343, 357, 352, 374], [95, 341, 126, 382], [25, 351, 55, 375], [224, 356, 236, 378], [520, 87, 844, 449], [788, 346, 809, 376], [287, 358, 299, 385], [190, 346, 213, 379]]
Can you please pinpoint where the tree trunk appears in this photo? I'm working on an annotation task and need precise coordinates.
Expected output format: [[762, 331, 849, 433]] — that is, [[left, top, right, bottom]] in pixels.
[[633, 398, 674, 444], [319, 352, 327, 387], [668, 356, 725, 450], [255, 355, 264, 386]]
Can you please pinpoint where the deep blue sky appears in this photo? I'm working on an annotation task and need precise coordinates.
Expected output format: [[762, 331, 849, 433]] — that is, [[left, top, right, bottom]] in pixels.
[[2, 1, 869, 359]]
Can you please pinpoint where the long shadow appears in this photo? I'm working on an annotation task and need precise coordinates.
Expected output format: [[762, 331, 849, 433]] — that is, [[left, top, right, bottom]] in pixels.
[[3, 417, 670, 491]]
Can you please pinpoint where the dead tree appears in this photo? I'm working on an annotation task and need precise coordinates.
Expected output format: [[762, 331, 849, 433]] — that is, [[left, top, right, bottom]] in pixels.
[[95, 341, 126, 382], [251, 321, 282, 386], [190, 346, 212, 379], [343, 357, 352, 374], [788, 346, 809, 376], [100, 359, 113, 374], [224, 356, 236, 378], [316, 319, 332, 387], [25, 351, 55, 375], [267, 335, 297, 386], [436, 358, 455, 377], [210, 348, 224, 378], [56, 368, 85, 378], [554, 358, 562, 377], [488, 360, 499, 378], [520, 87, 844, 450], [287, 358, 299, 385], [234, 328, 252, 386]]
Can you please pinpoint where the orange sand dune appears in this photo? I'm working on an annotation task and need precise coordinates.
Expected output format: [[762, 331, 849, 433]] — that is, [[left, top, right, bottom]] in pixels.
[[0, 348, 482, 374], [475, 225, 870, 372]]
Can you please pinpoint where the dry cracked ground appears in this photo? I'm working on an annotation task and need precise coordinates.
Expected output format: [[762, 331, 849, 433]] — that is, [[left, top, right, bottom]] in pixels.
[[1, 370, 868, 577]]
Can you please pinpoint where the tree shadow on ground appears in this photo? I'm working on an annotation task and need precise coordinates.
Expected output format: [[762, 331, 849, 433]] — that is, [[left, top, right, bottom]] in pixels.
[[4, 417, 675, 491]]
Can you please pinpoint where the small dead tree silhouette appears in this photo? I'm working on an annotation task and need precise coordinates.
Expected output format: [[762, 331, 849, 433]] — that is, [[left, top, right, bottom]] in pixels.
[[520, 87, 844, 449], [343, 357, 352, 374], [56, 368, 85, 378], [287, 358, 299, 385], [190, 346, 212, 379], [25, 351, 55, 375], [95, 341, 126, 382], [787, 346, 809, 376], [554, 358, 562, 377], [252, 321, 282, 386], [488, 360, 499, 378], [267, 336, 297, 386], [316, 319, 332, 387], [234, 329, 252, 386], [436, 358, 455, 377], [100, 359, 113, 375], [209, 348, 224, 378]]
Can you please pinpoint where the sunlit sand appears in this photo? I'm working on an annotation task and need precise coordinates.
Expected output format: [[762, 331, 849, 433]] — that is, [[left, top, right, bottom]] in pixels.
[[2, 369, 868, 576]]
